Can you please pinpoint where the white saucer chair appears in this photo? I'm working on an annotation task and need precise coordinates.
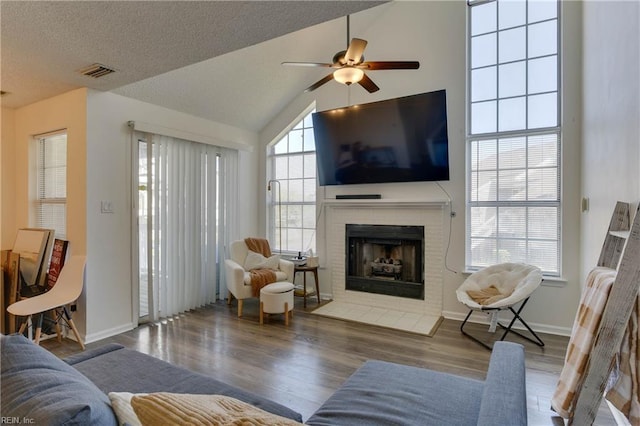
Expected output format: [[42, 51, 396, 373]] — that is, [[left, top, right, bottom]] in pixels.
[[456, 262, 544, 350], [224, 239, 294, 317], [7, 255, 86, 350]]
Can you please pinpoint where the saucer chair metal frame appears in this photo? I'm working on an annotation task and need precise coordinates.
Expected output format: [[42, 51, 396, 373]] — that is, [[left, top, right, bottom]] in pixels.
[[457, 263, 545, 350]]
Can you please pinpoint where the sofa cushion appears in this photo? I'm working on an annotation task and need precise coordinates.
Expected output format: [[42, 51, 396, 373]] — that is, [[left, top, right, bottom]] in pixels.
[[65, 343, 303, 422], [0, 334, 117, 425], [305, 360, 484, 426]]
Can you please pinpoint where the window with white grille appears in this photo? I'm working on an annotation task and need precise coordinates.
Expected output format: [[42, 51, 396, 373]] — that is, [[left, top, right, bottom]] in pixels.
[[467, 0, 561, 275], [268, 110, 316, 254], [36, 132, 67, 238]]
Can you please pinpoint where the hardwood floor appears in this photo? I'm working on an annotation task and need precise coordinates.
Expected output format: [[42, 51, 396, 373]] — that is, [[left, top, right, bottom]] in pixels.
[[42, 298, 616, 425]]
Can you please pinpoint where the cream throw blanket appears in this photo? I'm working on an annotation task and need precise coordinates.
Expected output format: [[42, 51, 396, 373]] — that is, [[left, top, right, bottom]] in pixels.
[[119, 392, 302, 426]]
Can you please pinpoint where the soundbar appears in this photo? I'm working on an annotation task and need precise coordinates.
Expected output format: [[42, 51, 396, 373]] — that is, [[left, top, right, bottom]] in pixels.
[[336, 194, 382, 200]]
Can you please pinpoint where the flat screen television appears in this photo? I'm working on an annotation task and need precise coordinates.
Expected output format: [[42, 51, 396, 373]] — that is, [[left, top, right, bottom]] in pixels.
[[312, 89, 449, 186]]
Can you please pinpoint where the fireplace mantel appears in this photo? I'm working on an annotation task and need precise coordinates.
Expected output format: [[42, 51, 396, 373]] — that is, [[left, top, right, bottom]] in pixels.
[[323, 198, 449, 209]]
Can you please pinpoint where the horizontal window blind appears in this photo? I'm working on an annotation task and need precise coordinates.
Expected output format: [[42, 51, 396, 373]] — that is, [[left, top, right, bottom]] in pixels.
[[467, 132, 560, 274], [36, 132, 67, 238]]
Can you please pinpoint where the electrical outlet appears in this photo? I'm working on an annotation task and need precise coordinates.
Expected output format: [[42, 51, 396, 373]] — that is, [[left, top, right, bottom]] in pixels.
[[70, 304, 77, 312]]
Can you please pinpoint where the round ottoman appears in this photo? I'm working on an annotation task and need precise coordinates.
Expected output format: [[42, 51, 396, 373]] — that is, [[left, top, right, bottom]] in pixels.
[[260, 282, 295, 325]]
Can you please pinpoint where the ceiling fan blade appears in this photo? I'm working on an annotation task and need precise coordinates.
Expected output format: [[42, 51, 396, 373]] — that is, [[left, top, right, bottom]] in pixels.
[[360, 61, 420, 70], [282, 61, 333, 68], [358, 73, 380, 93], [304, 74, 335, 92], [344, 38, 367, 65]]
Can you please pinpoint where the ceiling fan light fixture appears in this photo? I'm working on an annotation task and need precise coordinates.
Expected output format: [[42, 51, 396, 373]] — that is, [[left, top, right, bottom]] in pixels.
[[333, 67, 364, 85], [285, 16, 418, 93]]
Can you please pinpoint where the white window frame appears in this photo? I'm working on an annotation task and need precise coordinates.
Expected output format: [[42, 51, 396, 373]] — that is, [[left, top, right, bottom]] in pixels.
[[35, 130, 67, 239], [267, 107, 317, 255], [466, 0, 562, 276]]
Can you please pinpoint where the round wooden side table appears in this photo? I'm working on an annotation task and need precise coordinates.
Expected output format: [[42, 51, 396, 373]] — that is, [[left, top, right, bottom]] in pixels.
[[293, 265, 320, 308]]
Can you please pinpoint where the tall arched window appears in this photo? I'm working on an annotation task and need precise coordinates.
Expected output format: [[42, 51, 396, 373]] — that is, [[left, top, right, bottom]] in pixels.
[[267, 110, 316, 255]]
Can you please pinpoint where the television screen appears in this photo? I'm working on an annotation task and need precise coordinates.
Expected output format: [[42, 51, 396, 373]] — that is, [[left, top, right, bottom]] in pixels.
[[312, 90, 449, 186]]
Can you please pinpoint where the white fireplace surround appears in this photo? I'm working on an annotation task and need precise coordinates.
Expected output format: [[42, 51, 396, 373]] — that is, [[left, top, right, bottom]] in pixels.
[[320, 199, 448, 327]]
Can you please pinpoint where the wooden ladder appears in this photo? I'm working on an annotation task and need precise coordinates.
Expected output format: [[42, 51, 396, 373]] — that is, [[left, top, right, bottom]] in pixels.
[[570, 201, 640, 425]]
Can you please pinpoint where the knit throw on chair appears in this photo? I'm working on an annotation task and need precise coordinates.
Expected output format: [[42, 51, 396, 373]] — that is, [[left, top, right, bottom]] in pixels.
[[466, 285, 513, 306], [244, 238, 277, 297], [551, 267, 617, 418], [605, 292, 640, 425], [245, 238, 272, 258]]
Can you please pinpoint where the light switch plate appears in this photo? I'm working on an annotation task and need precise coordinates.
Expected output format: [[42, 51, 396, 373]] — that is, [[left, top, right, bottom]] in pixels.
[[101, 200, 114, 214], [581, 197, 589, 212]]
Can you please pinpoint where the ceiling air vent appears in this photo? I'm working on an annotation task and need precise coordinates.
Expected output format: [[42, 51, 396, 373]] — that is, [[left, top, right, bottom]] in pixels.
[[78, 63, 116, 78]]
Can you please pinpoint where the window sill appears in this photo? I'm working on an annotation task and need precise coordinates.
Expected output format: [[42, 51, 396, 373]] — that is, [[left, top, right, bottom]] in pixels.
[[540, 275, 568, 287], [461, 269, 567, 287]]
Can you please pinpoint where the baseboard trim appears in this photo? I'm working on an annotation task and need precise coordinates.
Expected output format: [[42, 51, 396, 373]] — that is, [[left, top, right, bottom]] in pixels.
[[85, 323, 135, 345], [442, 310, 572, 337]]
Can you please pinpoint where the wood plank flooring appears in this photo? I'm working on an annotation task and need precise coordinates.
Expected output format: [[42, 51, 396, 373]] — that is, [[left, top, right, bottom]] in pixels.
[[42, 298, 616, 425]]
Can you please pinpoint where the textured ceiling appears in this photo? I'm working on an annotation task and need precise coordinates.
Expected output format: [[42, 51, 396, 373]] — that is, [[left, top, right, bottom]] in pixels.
[[1, 1, 386, 132]]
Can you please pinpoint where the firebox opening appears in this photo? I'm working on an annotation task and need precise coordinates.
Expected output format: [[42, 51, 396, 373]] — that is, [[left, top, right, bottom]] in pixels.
[[345, 224, 425, 300]]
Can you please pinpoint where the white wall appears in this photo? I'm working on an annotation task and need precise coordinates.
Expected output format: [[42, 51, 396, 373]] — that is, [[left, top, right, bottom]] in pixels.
[[7, 89, 89, 334], [581, 1, 640, 283], [260, 1, 584, 335], [1, 107, 17, 249]]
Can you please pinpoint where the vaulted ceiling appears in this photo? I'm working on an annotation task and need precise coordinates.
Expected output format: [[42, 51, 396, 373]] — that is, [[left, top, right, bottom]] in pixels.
[[1, 1, 388, 132]]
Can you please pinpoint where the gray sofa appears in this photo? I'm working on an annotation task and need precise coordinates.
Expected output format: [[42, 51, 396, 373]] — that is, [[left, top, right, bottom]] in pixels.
[[306, 343, 528, 426], [1, 333, 527, 425]]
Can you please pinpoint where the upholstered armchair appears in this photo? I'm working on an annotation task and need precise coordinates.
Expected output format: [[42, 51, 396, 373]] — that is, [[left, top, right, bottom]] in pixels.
[[224, 239, 294, 317]]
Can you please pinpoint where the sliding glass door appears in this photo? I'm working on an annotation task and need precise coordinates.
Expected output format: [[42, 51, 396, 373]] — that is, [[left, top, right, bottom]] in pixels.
[[134, 133, 236, 323]]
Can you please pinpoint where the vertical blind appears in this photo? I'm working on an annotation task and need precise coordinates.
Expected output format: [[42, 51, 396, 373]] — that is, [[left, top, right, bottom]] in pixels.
[[140, 133, 237, 320]]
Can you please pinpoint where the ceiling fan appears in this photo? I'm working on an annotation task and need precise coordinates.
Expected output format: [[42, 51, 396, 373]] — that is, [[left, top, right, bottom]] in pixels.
[[282, 16, 420, 93]]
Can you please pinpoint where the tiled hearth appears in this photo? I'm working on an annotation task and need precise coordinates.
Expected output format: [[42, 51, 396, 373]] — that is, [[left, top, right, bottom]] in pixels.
[[313, 200, 447, 336]]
